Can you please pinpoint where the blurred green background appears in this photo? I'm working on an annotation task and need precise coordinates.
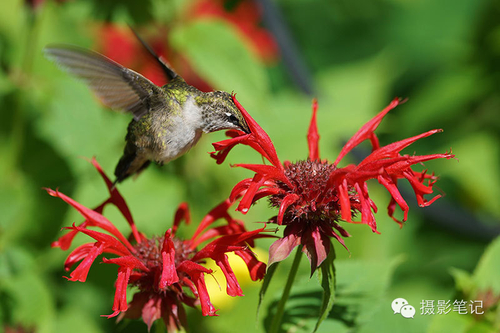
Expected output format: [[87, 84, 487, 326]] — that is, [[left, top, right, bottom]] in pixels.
[[1, 0, 500, 332]]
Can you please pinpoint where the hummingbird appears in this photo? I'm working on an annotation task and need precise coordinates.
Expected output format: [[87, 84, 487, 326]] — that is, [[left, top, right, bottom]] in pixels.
[[44, 36, 250, 184]]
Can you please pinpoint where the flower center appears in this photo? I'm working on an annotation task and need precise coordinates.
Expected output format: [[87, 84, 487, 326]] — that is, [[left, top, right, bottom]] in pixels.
[[269, 159, 357, 224], [132, 236, 194, 292]]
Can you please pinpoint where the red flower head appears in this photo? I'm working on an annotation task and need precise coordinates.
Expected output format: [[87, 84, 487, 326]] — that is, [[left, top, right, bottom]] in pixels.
[[47, 158, 266, 331], [211, 96, 455, 272]]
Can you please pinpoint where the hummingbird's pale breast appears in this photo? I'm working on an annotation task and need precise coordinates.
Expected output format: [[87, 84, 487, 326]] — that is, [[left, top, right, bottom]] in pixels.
[[148, 97, 204, 164]]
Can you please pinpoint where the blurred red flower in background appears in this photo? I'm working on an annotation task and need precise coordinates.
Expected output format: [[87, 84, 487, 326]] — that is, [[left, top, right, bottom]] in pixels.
[[47, 159, 266, 331], [94, 23, 213, 91], [190, 0, 279, 63], [211, 96, 455, 272]]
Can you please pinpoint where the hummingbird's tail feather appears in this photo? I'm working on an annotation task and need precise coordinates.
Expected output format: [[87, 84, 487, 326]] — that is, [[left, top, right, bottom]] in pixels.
[[128, 26, 179, 82], [114, 150, 151, 184]]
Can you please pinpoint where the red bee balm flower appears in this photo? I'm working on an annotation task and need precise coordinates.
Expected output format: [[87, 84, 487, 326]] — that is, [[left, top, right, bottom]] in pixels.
[[211, 97, 454, 271], [47, 159, 266, 331]]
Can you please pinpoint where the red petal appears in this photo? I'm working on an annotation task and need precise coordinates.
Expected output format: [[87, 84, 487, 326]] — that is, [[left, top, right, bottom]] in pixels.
[[109, 265, 132, 318], [190, 199, 232, 245], [210, 132, 250, 164], [231, 95, 282, 168], [211, 95, 284, 170], [322, 225, 349, 251], [90, 157, 141, 243], [359, 129, 442, 166], [177, 261, 217, 316], [338, 180, 353, 222], [378, 175, 408, 224], [402, 169, 442, 207], [172, 202, 190, 235], [103, 255, 149, 272], [334, 97, 403, 165], [301, 226, 330, 272], [237, 173, 266, 214], [385, 152, 454, 175], [212, 253, 243, 297], [176, 260, 213, 277], [307, 98, 320, 161], [67, 224, 132, 256], [52, 221, 89, 250], [63, 243, 125, 271], [234, 250, 266, 281], [212, 132, 249, 151], [160, 229, 179, 288], [235, 163, 290, 185], [252, 187, 281, 202], [45, 188, 134, 252], [192, 228, 266, 262], [354, 183, 378, 232], [162, 298, 186, 333], [229, 178, 253, 203], [277, 194, 300, 225], [268, 224, 302, 267], [66, 242, 105, 282], [142, 295, 162, 330]]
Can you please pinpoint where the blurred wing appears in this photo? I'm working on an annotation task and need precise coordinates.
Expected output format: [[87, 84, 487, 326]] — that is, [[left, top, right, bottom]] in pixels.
[[44, 45, 162, 120]]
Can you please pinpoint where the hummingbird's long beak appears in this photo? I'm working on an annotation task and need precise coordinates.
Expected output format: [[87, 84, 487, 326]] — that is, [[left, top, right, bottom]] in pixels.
[[241, 120, 251, 134]]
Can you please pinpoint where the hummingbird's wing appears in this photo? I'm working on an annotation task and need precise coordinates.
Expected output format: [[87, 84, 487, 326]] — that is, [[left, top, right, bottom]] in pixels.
[[44, 45, 163, 120]]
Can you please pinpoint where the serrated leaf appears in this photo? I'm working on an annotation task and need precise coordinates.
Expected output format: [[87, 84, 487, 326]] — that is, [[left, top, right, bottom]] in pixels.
[[314, 241, 336, 332]]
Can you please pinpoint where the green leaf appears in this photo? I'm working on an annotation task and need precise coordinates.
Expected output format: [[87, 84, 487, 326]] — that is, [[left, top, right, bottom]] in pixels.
[[472, 235, 500, 296], [449, 267, 474, 296], [262, 256, 403, 333], [465, 321, 498, 333], [428, 311, 473, 333], [444, 133, 500, 218], [0, 66, 14, 95], [169, 19, 269, 111], [336, 256, 405, 328], [314, 241, 336, 332], [257, 261, 279, 320], [0, 166, 34, 246], [55, 307, 104, 333], [1, 248, 55, 332]]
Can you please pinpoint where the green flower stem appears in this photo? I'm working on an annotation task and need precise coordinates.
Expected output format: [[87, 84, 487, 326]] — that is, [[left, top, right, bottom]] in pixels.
[[269, 247, 303, 333]]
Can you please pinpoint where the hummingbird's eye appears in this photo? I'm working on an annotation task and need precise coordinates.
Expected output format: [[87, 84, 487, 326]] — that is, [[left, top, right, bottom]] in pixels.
[[225, 112, 240, 126]]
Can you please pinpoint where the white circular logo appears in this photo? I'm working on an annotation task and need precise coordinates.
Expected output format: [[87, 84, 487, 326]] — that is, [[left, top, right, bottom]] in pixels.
[[391, 298, 408, 314], [400, 305, 416, 318]]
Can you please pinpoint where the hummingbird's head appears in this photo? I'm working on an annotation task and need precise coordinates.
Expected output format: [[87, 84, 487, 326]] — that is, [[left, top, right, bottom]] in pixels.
[[200, 91, 250, 134]]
